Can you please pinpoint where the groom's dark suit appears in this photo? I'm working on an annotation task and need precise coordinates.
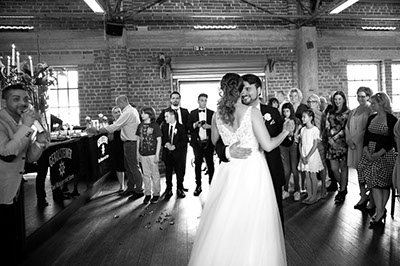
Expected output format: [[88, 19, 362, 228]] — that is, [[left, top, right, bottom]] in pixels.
[[215, 104, 285, 227]]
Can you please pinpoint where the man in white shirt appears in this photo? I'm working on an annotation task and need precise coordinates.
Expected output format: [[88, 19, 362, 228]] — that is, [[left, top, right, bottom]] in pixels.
[[97, 95, 143, 200], [276, 90, 290, 115], [188, 93, 215, 196]]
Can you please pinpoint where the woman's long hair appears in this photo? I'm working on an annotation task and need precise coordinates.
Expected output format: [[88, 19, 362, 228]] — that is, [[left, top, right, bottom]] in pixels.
[[330, 90, 349, 115], [217, 73, 244, 126]]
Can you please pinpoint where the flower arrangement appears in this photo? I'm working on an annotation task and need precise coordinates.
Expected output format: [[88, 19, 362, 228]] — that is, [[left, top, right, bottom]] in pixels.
[[0, 44, 56, 115]]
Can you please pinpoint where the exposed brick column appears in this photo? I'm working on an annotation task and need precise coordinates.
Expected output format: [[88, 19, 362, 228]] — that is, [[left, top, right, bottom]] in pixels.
[[296, 26, 318, 103]]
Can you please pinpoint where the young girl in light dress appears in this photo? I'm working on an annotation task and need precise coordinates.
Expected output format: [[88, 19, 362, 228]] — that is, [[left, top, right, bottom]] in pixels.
[[298, 110, 324, 204]]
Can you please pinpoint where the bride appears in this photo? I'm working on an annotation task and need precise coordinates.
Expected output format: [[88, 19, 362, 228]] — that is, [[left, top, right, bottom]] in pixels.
[[189, 73, 290, 266]]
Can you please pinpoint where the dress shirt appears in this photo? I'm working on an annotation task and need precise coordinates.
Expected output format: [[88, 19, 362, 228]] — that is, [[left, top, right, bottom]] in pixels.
[[169, 122, 177, 143], [198, 109, 207, 140], [105, 104, 140, 141]]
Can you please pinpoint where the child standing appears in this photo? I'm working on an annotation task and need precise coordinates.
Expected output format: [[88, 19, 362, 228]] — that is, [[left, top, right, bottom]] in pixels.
[[280, 102, 302, 201], [298, 110, 324, 204], [136, 106, 162, 204]]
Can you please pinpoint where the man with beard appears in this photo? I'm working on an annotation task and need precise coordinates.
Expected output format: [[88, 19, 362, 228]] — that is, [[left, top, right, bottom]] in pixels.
[[215, 74, 286, 227], [157, 91, 189, 191], [0, 84, 49, 264]]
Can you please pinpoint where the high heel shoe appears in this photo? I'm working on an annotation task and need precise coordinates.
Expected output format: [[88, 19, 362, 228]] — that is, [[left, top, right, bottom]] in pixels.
[[369, 212, 387, 227], [354, 199, 369, 210]]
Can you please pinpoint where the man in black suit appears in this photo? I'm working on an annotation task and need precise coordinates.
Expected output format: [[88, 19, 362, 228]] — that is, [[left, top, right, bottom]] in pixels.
[[188, 93, 215, 196], [161, 108, 189, 199], [156, 91, 189, 131], [157, 91, 190, 190], [215, 74, 285, 227]]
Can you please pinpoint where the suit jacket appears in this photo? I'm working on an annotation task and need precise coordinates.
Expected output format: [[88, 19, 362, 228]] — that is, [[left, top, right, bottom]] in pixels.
[[157, 107, 190, 132], [188, 108, 214, 148], [260, 104, 285, 187], [0, 109, 44, 204], [215, 104, 285, 186], [161, 122, 189, 161]]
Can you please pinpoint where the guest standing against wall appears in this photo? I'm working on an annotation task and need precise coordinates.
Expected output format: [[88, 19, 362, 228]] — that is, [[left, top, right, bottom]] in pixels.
[[357, 92, 397, 227], [326, 91, 350, 204], [345, 87, 374, 210], [188, 93, 215, 196], [307, 94, 328, 199]]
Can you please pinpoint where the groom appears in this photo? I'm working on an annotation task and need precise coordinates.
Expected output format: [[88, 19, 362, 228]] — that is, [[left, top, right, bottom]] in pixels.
[[215, 74, 285, 227]]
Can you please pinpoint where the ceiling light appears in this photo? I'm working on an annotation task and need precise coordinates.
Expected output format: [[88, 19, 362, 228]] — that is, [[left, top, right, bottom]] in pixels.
[[330, 0, 360, 14], [361, 26, 396, 31], [83, 0, 105, 14], [0, 25, 34, 30], [194, 25, 237, 30]]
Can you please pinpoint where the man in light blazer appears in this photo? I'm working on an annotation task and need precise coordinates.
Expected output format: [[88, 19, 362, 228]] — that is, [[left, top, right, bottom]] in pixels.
[[161, 108, 189, 199], [188, 93, 215, 196], [215, 74, 285, 228]]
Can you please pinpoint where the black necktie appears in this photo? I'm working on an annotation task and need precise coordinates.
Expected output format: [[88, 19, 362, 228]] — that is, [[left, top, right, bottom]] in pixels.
[[199, 110, 205, 113], [169, 125, 173, 142]]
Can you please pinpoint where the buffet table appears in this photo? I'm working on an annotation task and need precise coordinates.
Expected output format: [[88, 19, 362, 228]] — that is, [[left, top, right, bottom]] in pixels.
[[36, 133, 112, 197]]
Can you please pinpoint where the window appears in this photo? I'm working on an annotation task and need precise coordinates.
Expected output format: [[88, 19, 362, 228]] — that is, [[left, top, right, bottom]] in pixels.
[[48, 68, 80, 126], [346, 63, 379, 109], [392, 64, 400, 112]]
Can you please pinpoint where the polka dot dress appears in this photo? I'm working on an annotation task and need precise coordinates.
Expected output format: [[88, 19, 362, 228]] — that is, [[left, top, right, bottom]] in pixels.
[[357, 122, 397, 189]]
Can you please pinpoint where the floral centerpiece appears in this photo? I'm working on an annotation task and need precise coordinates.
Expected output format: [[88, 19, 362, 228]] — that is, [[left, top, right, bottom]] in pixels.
[[1, 44, 56, 131]]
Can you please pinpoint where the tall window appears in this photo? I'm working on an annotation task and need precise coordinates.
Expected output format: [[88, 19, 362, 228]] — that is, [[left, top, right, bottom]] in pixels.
[[392, 64, 400, 112], [347, 63, 379, 109], [48, 68, 80, 126]]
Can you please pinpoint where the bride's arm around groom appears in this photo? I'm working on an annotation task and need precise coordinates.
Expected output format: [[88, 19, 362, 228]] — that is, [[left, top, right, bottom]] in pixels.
[[213, 108, 293, 161]]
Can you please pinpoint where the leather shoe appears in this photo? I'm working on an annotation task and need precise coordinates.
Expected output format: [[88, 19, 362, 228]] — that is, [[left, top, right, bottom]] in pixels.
[[182, 187, 189, 192], [128, 192, 144, 201], [177, 189, 186, 198], [120, 190, 134, 196], [164, 189, 173, 200], [193, 186, 202, 196]]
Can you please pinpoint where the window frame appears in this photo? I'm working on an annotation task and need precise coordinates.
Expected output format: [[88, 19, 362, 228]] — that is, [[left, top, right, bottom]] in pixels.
[[346, 61, 381, 110]]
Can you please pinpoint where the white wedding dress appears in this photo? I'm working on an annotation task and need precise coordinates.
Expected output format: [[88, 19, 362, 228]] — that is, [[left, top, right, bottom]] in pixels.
[[189, 107, 287, 266]]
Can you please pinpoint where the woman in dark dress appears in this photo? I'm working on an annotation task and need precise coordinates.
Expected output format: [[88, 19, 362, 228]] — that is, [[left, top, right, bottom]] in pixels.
[[357, 92, 397, 227], [326, 91, 350, 204], [111, 106, 126, 192]]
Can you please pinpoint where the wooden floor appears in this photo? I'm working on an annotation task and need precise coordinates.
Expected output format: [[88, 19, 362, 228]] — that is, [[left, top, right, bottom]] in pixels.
[[21, 163, 400, 266]]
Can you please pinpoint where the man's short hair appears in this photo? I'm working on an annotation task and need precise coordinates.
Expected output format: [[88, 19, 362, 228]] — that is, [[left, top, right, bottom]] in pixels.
[[1, 84, 27, 100], [242, 74, 262, 89], [165, 108, 177, 119], [198, 93, 208, 100], [170, 91, 181, 99], [140, 106, 157, 122]]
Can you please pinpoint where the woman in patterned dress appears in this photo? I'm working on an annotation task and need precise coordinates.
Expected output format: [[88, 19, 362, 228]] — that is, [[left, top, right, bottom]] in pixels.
[[326, 91, 350, 203], [345, 87, 374, 209], [357, 92, 398, 227]]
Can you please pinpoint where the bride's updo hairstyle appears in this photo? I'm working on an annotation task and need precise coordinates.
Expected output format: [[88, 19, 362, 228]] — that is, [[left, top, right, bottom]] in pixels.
[[217, 73, 244, 126]]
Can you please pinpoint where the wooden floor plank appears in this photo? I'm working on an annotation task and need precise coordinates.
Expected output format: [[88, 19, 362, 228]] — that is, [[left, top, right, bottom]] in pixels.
[[21, 163, 400, 266]]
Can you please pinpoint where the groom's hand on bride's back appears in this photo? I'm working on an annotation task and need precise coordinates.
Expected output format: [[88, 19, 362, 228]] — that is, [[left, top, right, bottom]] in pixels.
[[229, 141, 252, 159]]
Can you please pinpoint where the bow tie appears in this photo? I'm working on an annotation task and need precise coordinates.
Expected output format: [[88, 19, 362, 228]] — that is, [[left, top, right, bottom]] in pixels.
[[199, 109, 205, 113]]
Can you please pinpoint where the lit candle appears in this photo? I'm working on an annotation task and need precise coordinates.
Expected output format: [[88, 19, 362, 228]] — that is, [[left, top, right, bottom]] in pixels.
[[7, 56, 10, 76], [11, 44, 15, 66], [28, 56, 33, 76], [16, 52, 20, 72]]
